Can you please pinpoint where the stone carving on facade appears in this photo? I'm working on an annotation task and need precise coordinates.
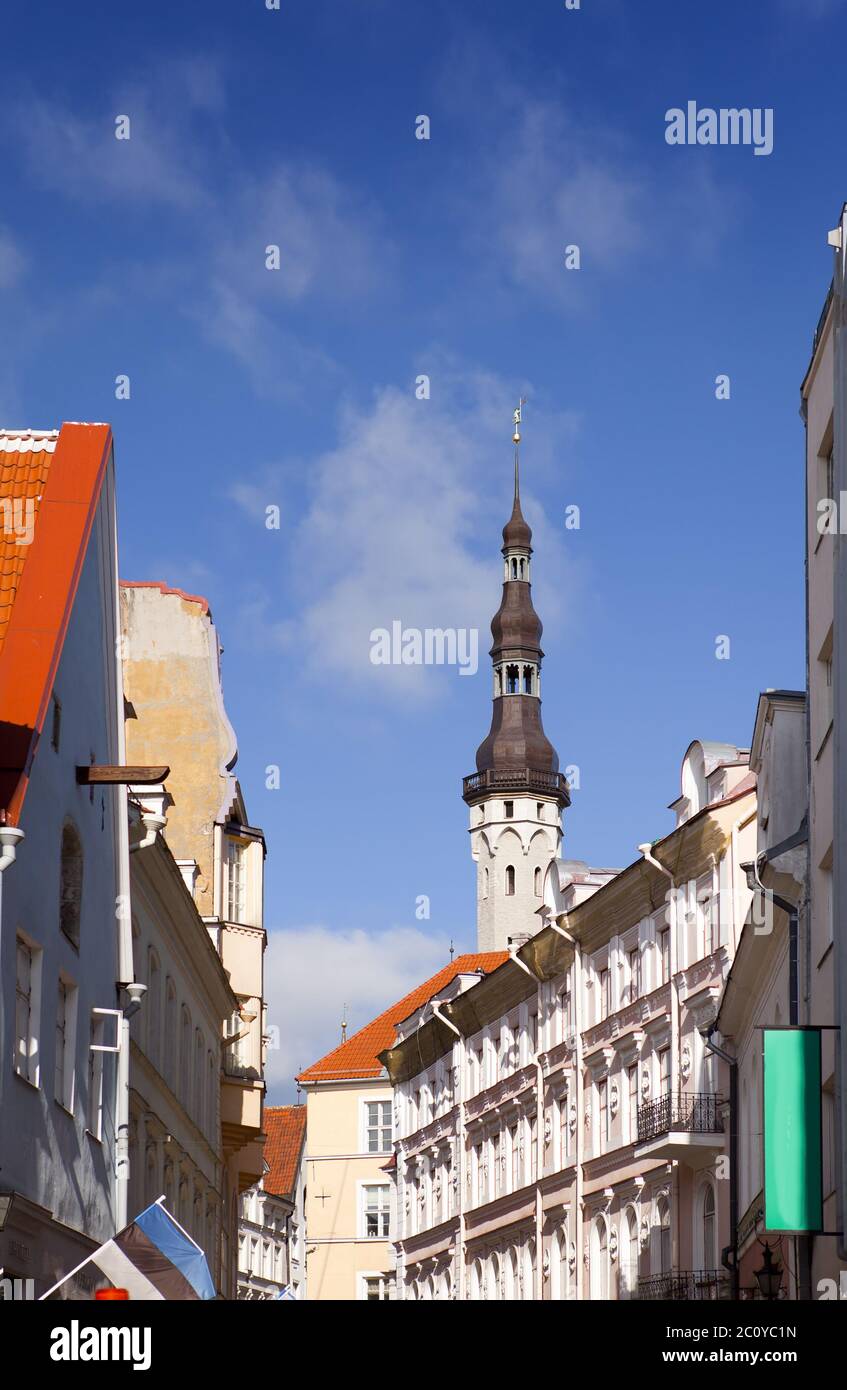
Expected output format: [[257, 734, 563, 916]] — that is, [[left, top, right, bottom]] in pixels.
[[609, 1082, 619, 1118], [609, 1225, 618, 1263], [544, 1112, 552, 1146], [641, 1065, 651, 1098], [568, 1242, 576, 1276], [639, 1217, 650, 1250], [568, 1100, 577, 1135], [542, 1249, 550, 1280], [680, 1043, 692, 1082]]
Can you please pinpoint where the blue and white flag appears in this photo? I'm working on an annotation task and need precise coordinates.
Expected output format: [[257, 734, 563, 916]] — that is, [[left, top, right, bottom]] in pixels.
[[40, 1199, 216, 1301]]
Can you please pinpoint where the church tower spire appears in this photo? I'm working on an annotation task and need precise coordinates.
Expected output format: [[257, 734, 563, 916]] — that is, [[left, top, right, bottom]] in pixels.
[[463, 402, 569, 952]]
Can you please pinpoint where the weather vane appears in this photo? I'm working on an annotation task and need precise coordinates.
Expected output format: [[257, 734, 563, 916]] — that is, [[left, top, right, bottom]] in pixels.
[[513, 397, 527, 445]]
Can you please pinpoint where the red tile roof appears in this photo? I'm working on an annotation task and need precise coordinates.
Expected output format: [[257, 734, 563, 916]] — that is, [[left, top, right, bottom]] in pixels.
[[0, 423, 113, 824], [263, 1105, 307, 1199], [120, 580, 210, 615], [297, 953, 508, 1083]]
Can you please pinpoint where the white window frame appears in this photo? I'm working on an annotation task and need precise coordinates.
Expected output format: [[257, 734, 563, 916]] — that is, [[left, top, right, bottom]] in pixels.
[[361, 1096, 393, 1154], [55, 973, 78, 1111], [14, 931, 42, 1087], [359, 1181, 391, 1240], [359, 1271, 394, 1301]]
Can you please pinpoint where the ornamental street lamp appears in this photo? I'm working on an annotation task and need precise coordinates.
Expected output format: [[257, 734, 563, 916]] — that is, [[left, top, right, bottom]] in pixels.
[[753, 1242, 783, 1300]]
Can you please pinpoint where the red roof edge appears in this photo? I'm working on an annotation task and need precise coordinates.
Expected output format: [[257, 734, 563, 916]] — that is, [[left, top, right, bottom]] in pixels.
[[0, 423, 113, 825]]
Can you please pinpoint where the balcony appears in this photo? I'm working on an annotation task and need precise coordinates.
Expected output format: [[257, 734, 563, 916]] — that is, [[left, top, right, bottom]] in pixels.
[[637, 1269, 729, 1301], [634, 1092, 724, 1166], [462, 767, 570, 802]]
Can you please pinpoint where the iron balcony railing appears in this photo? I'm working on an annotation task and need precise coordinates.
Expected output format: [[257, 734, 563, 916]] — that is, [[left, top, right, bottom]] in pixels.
[[637, 1270, 729, 1301], [636, 1091, 723, 1144]]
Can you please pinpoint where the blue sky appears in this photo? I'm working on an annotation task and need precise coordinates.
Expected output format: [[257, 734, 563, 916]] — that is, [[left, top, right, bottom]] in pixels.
[[1, 0, 842, 1098]]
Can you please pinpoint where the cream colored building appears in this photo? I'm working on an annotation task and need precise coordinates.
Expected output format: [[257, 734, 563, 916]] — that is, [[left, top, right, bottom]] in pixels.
[[298, 955, 505, 1301], [121, 581, 268, 1297], [383, 741, 757, 1300]]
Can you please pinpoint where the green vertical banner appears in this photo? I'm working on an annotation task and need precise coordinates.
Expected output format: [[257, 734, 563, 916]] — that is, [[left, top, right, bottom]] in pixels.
[[763, 1028, 823, 1232]]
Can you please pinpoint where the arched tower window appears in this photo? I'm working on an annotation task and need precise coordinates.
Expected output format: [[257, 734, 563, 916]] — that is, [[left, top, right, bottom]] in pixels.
[[511, 557, 518, 579], [505, 865, 515, 896], [506, 665, 519, 694], [534, 866, 542, 897], [60, 821, 84, 947], [483, 867, 489, 899], [523, 665, 534, 694]]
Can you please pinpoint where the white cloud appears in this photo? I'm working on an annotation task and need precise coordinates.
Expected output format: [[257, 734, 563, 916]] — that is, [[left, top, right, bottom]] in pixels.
[[263, 924, 451, 1102], [230, 363, 579, 700], [0, 227, 27, 288]]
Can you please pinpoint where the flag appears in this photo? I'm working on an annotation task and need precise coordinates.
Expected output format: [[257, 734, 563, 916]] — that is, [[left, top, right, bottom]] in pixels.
[[40, 1199, 217, 1301]]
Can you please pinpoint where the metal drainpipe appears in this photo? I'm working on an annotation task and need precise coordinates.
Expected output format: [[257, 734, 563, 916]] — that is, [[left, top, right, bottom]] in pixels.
[[704, 1031, 739, 1300], [431, 1002, 465, 1302], [551, 918, 581, 1300]]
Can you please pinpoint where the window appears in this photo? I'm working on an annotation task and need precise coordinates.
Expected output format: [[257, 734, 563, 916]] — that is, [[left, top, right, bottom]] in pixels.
[[15, 935, 41, 1085], [55, 976, 77, 1110], [472, 1142, 483, 1204], [530, 1114, 538, 1181], [523, 665, 533, 694], [528, 1011, 538, 1057], [194, 1030, 205, 1127], [365, 1100, 392, 1153], [559, 1090, 569, 1163], [536, 803, 544, 820], [180, 1006, 192, 1106], [599, 968, 611, 1020], [559, 990, 572, 1041], [702, 1184, 716, 1271], [59, 822, 84, 948], [656, 1197, 671, 1274], [510, 1124, 520, 1190], [147, 950, 161, 1068], [658, 928, 670, 984], [363, 1185, 390, 1239], [363, 1274, 392, 1301], [503, 800, 514, 819], [164, 979, 177, 1089], [87, 1013, 105, 1139], [627, 946, 640, 1003], [598, 1079, 608, 1150], [620, 1209, 638, 1299], [534, 866, 542, 897], [505, 865, 515, 896], [483, 867, 489, 899], [589, 1216, 608, 1300], [505, 666, 519, 694], [628, 1064, 638, 1143], [225, 838, 247, 922], [658, 1047, 670, 1096]]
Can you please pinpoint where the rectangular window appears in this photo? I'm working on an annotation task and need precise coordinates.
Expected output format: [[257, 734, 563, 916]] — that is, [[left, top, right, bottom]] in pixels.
[[88, 1013, 105, 1139], [559, 1090, 570, 1162], [365, 1100, 393, 1153], [510, 1124, 520, 1190], [659, 1047, 670, 1097], [628, 1064, 638, 1143], [658, 928, 670, 985], [559, 990, 572, 1042], [530, 1113, 538, 1180], [627, 946, 640, 1003], [599, 1079, 608, 1150], [363, 1185, 390, 1239], [503, 800, 514, 819], [528, 1011, 538, 1058], [600, 968, 611, 1019], [15, 936, 41, 1086], [225, 839, 247, 922], [363, 1274, 392, 1301], [55, 977, 77, 1110]]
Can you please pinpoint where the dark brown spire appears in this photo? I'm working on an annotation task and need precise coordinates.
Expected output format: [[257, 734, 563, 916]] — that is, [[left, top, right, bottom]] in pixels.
[[462, 429, 568, 809]]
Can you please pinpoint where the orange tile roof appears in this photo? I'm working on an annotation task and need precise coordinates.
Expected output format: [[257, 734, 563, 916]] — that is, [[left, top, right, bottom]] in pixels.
[[0, 422, 113, 824], [0, 431, 58, 655], [263, 1105, 307, 1199], [297, 953, 508, 1083]]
